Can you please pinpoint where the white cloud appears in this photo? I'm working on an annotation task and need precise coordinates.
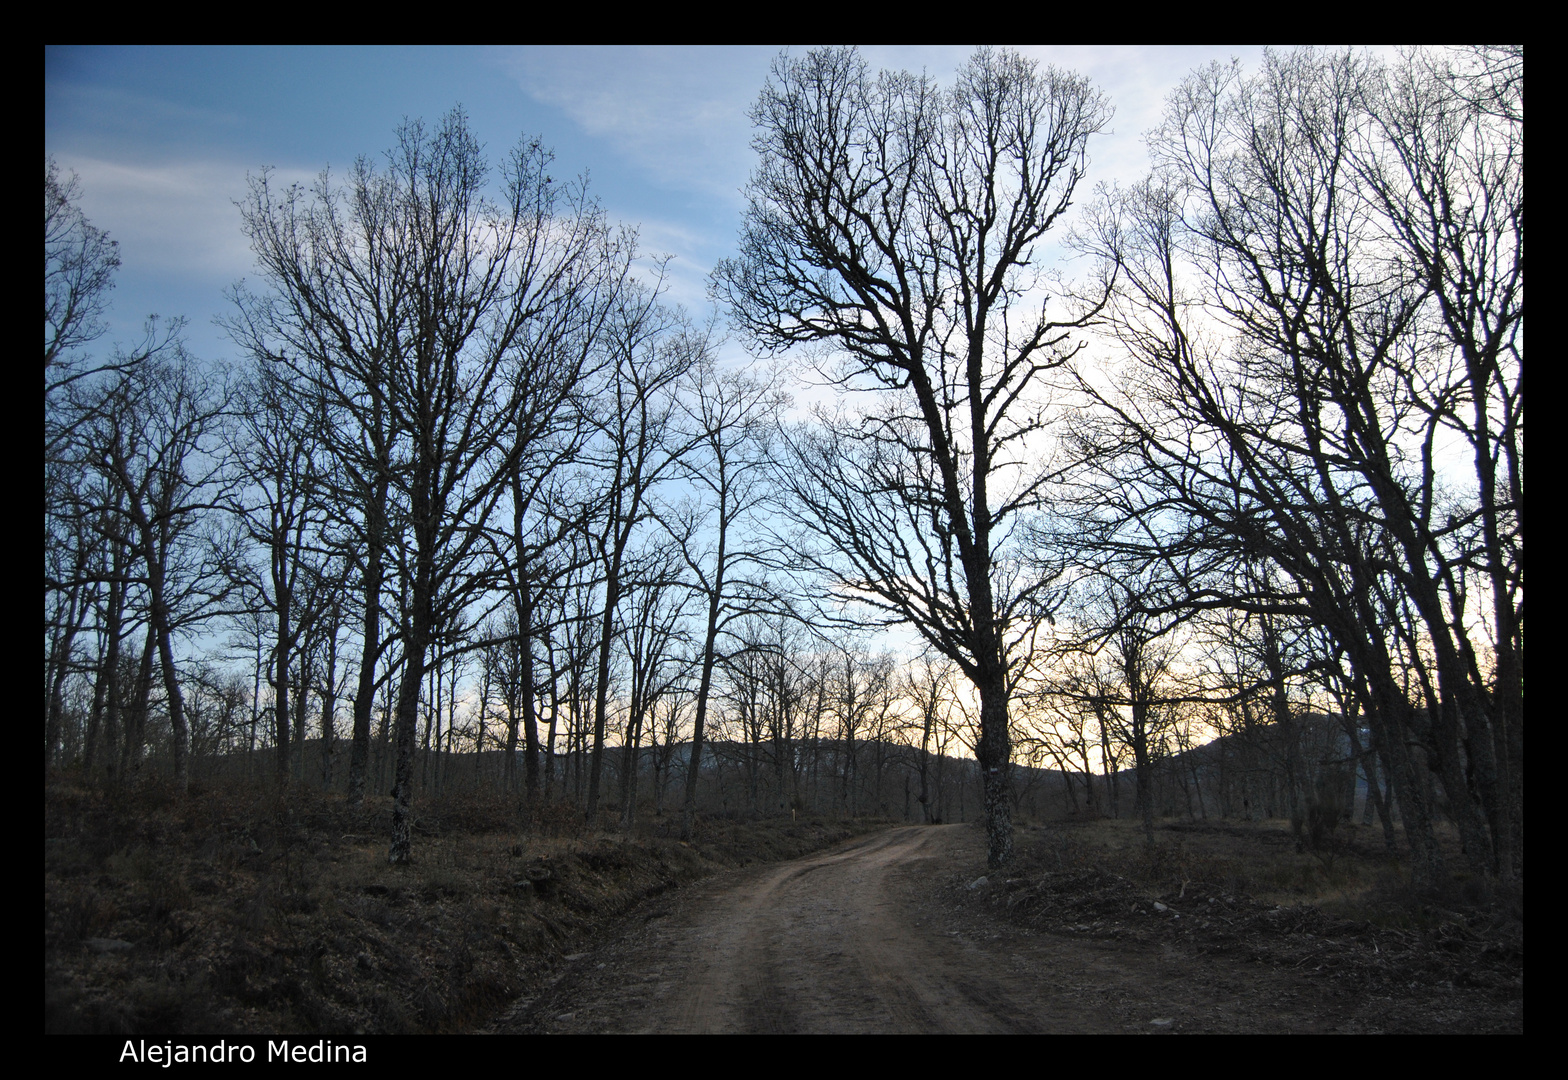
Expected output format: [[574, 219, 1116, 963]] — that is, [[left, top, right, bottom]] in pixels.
[[51, 154, 316, 284], [496, 46, 773, 204]]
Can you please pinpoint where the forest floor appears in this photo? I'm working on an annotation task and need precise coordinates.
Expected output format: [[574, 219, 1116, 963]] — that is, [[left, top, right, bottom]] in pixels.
[[495, 819, 1523, 1034], [45, 777, 1522, 1034], [43, 775, 892, 1035]]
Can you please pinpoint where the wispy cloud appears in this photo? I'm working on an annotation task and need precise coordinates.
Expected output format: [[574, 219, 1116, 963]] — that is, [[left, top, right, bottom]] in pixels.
[[51, 155, 315, 284], [496, 46, 774, 205]]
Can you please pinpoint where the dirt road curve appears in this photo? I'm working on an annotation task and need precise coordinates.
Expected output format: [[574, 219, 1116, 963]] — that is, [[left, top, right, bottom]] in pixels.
[[493, 824, 1365, 1034]]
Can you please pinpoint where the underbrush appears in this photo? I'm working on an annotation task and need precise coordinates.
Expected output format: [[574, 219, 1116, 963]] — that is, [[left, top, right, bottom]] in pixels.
[[1025, 815, 1520, 924], [1029, 816, 1411, 907], [950, 815, 1523, 1032], [44, 774, 890, 1035]]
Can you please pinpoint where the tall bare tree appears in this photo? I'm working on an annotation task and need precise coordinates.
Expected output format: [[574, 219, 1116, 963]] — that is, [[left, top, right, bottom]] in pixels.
[[227, 360, 332, 784], [668, 357, 787, 839], [232, 146, 411, 807], [582, 303, 702, 824], [46, 159, 180, 772], [494, 225, 633, 803], [616, 550, 691, 832], [713, 47, 1110, 866]]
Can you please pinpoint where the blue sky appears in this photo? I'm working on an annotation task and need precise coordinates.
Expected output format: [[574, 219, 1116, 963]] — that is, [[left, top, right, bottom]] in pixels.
[[45, 45, 1294, 369]]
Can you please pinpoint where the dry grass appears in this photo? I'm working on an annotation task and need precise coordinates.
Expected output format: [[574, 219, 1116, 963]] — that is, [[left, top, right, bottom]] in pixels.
[[1029, 816, 1400, 907], [1023, 814, 1512, 921], [957, 813, 1523, 1032], [44, 774, 892, 1035]]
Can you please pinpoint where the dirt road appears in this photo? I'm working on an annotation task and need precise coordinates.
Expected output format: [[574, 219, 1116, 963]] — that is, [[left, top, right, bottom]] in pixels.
[[494, 824, 1388, 1034]]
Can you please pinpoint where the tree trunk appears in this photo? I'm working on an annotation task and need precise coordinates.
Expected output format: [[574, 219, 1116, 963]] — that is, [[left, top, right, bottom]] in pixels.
[[346, 473, 387, 807], [320, 623, 339, 789], [388, 637, 427, 864], [518, 585, 542, 803], [586, 551, 622, 825], [681, 550, 726, 842], [975, 672, 1014, 867]]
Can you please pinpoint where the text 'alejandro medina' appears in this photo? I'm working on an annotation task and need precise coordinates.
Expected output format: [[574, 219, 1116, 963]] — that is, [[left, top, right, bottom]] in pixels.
[[119, 1040, 368, 1065]]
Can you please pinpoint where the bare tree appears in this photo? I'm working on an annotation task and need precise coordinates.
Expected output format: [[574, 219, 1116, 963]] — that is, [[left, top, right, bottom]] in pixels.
[[237, 108, 627, 861], [45, 157, 119, 398], [45, 159, 180, 772], [46, 158, 182, 466], [582, 302, 702, 824], [713, 47, 1110, 866], [1069, 48, 1522, 882], [377, 113, 630, 861], [617, 551, 692, 832], [226, 360, 333, 784], [232, 146, 411, 807], [1357, 46, 1523, 882], [667, 357, 788, 839], [303, 569, 352, 789], [1100, 594, 1180, 845], [1020, 650, 1104, 818], [77, 351, 235, 792], [488, 188, 633, 804], [901, 654, 958, 824], [79, 480, 138, 778]]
